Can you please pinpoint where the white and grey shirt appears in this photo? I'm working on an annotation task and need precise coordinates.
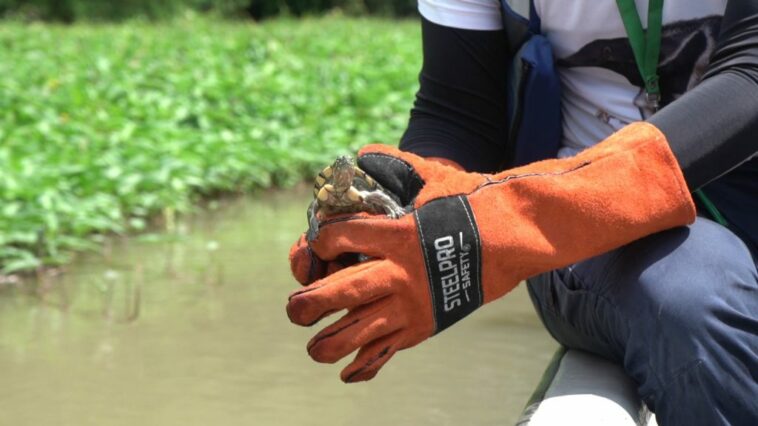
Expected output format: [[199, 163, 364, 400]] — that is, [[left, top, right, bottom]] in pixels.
[[399, 0, 758, 251], [418, 0, 727, 157]]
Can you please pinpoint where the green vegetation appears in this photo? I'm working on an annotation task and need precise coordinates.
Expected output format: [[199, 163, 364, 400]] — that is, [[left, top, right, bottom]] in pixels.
[[245, 0, 417, 19], [0, 17, 421, 273], [0, 0, 417, 21]]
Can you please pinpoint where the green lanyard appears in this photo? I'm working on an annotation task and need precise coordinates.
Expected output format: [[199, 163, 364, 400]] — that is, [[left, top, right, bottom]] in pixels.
[[615, 0, 728, 227], [615, 0, 664, 110]]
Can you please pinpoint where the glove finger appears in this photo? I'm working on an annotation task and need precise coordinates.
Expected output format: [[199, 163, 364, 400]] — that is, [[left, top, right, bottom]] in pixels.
[[358, 145, 483, 209], [358, 144, 462, 171], [289, 234, 327, 285], [356, 145, 427, 206], [286, 260, 397, 327], [357, 144, 427, 170], [311, 214, 414, 261], [326, 259, 348, 275], [290, 234, 359, 286], [340, 330, 403, 383], [307, 296, 402, 364]]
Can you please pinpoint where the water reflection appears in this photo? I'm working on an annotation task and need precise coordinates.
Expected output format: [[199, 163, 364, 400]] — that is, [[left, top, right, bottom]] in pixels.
[[0, 188, 557, 425]]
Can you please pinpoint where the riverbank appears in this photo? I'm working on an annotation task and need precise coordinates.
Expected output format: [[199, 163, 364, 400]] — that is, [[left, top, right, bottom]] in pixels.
[[0, 16, 420, 273], [0, 189, 557, 425]]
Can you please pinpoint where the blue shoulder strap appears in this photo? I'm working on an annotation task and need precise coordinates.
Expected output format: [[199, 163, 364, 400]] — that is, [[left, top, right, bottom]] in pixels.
[[501, 0, 541, 50], [500, 0, 530, 51], [500, 0, 562, 168], [527, 0, 541, 34]]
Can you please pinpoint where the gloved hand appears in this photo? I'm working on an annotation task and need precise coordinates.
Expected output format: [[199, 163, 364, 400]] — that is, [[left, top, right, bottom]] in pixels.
[[287, 122, 696, 382], [289, 157, 463, 286], [290, 233, 362, 285]]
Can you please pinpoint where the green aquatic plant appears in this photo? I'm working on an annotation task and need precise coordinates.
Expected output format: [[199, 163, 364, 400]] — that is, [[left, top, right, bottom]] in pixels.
[[0, 17, 421, 273]]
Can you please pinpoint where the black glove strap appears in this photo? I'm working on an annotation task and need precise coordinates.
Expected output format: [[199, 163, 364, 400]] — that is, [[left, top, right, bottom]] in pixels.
[[415, 196, 483, 333]]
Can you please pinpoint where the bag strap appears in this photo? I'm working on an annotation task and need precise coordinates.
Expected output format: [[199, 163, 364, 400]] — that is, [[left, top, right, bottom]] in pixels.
[[527, 0, 541, 35], [615, 0, 664, 110], [501, 0, 539, 52]]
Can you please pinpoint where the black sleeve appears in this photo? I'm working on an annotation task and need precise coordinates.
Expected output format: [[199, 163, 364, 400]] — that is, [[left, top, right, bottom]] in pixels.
[[648, 0, 758, 190], [399, 17, 511, 173], [405, 1, 758, 185]]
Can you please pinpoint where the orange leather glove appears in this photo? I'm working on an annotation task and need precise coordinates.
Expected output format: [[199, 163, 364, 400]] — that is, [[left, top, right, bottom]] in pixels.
[[286, 122, 696, 382], [290, 233, 353, 286]]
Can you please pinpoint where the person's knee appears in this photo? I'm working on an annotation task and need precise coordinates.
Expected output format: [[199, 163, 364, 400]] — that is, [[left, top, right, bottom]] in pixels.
[[608, 220, 758, 421], [533, 218, 758, 422], [608, 219, 756, 325]]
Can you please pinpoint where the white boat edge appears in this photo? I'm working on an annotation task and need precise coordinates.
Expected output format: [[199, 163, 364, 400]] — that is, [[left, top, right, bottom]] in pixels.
[[516, 348, 659, 426]]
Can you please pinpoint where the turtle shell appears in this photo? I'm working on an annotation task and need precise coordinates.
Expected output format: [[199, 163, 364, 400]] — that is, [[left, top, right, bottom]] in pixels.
[[306, 155, 403, 241]]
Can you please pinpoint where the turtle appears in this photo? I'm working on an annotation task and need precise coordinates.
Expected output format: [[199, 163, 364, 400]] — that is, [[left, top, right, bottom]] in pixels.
[[306, 155, 405, 242]]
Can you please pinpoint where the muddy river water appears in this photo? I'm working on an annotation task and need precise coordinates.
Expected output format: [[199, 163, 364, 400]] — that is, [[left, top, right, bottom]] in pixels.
[[0, 189, 557, 425]]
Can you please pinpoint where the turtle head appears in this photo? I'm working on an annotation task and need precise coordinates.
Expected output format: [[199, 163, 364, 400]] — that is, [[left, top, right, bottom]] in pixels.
[[331, 155, 355, 192]]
